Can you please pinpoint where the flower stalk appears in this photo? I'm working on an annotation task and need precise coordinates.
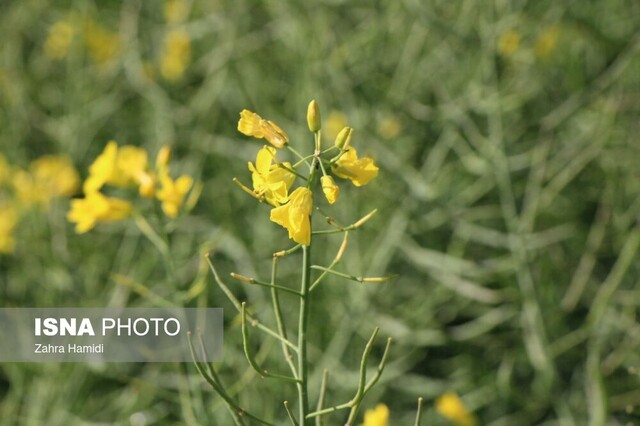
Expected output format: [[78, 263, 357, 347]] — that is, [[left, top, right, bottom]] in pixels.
[[197, 100, 386, 424]]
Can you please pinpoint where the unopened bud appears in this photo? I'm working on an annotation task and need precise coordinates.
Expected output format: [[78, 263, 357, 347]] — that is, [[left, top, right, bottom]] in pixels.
[[230, 272, 254, 284], [320, 175, 339, 205], [307, 99, 321, 132], [334, 127, 352, 149]]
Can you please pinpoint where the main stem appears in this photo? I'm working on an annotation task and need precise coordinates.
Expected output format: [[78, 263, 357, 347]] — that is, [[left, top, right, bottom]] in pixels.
[[298, 244, 311, 425], [298, 128, 320, 425]]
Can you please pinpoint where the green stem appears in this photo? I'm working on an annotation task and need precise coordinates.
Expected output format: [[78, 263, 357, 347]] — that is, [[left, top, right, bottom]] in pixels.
[[414, 398, 424, 426], [297, 244, 312, 425], [205, 254, 298, 352], [284, 401, 299, 426], [315, 369, 329, 426], [271, 257, 300, 379], [134, 213, 178, 284]]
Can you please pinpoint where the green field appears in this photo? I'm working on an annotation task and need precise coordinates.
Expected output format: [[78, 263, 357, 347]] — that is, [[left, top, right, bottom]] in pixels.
[[1, 0, 640, 424]]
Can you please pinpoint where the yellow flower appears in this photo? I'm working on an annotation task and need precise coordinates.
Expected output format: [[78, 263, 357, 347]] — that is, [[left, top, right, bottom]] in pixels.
[[83, 142, 152, 195], [44, 20, 75, 59], [67, 192, 132, 233], [117, 146, 155, 197], [436, 392, 476, 426], [30, 155, 80, 198], [84, 20, 120, 64], [498, 30, 520, 57], [363, 404, 389, 426], [332, 147, 379, 187], [83, 141, 119, 193], [535, 26, 560, 58], [270, 187, 312, 246], [156, 174, 193, 218], [377, 116, 401, 140], [248, 146, 295, 206], [160, 29, 191, 81], [12, 156, 79, 207], [165, 0, 189, 23], [12, 169, 48, 206], [320, 175, 339, 204], [238, 109, 289, 148], [0, 205, 19, 254]]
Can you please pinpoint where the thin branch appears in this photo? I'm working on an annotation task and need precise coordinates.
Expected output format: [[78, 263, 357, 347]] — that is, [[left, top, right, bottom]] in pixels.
[[312, 209, 377, 235], [284, 401, 299, 426], [310, 265, 394, 284], [231, 272, 303, 297], [315, 369, 329, 426], [205, 254, 298, 352], [241, 303, 301, 384], [414, 397, 424, 426], [187, 332, 272, 425], [271, 256, 299, 379]]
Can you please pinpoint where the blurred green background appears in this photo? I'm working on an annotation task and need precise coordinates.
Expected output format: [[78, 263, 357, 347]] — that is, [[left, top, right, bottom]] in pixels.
[[1, 0, 640, 424]]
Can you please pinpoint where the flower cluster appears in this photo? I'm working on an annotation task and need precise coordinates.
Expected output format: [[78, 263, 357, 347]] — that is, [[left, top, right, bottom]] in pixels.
[[67, 141, 194, 233], [0, 153, 79, 253], [44, 16, 119, 64], [160, 0, 191, 81], [236, 101, 379, 245], [43, 3, 195, 83]]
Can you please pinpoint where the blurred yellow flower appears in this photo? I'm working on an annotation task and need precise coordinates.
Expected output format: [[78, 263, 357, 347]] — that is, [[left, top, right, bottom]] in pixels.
[[84, 20, 120, 64], [332, 147, 379, 187], [165, 0, 189, 24], [83, 141, 119, 193], [363, 403, 389, 426], [498, 30, 520, 57], [270, 186, 312, 245], [12, 156, 79, 207], [67, 192, 132, 233], [248, 146, 295, 206], [238, 109, 289, 148], [84, 142, 153, 196], [377, 116, 401, 140], [535, 26, 560, 58], [325, 110, 348, 142], [436, 392, 476, 426], [160, 29, 191, 81], [117, 146, 155, 197], [156, 174, 193, 218], [44, 20, 75, 59], [29, 155, 79, 197], [320, 175, 339, 204], [0, 205, 19, 254]]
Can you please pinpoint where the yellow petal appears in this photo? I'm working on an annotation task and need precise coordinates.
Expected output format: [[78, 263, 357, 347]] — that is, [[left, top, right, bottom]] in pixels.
[[436, 392, 476, 426], [269, 187, 312, 245], [256, 146, 275, 174], [84, 141, 119, 193], [363, 404, 389, 426], [238, 110, 264, 138]]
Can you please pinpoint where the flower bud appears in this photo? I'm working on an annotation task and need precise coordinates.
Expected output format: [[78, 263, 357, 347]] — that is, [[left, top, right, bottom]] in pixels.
[[321, 175, 339, 205], [307, 99, 321, 133], [334, 127, 352, 149]]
